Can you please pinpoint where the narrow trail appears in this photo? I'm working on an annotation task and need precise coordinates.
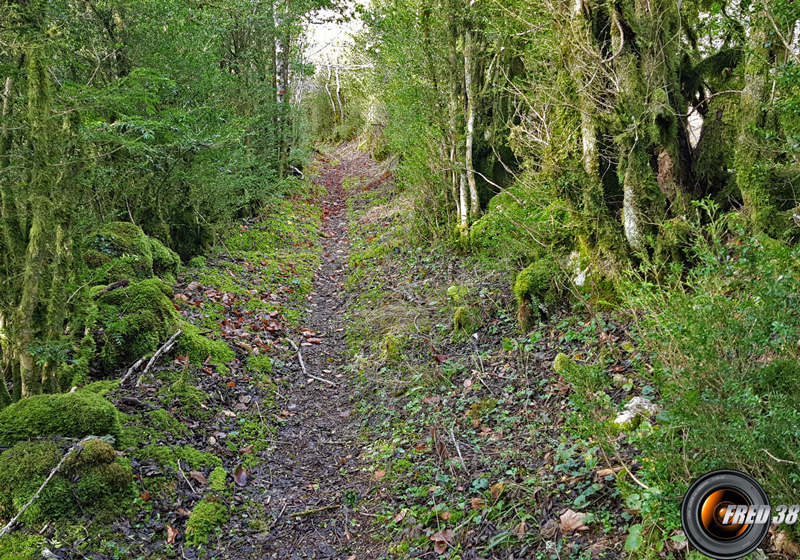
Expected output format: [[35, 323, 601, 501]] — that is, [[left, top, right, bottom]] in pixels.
[[257, 148, 384, 559]]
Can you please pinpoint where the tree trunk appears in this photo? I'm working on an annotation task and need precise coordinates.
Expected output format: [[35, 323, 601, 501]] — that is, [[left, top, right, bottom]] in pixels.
[[464, 27, 480, 219]]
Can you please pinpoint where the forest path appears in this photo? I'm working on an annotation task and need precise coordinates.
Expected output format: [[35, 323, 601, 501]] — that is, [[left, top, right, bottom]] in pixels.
[[252, 146, 385, 559]]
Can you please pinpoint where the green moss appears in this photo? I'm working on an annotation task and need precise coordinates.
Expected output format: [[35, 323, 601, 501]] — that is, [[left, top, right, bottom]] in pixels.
[[185, 497, 228, 545], [165, 379, 207, 415], [77, 379, 120, 396], [83, 248, 112, 268], [452, 306, 478, 334], [148, 237, 180, 280], [553, 353, 573, 374], [96, 278, 180, 370], [0, 439, 134, 524], [147, 408, 187, 437], [178, 324, 234, 371], [90, 222, 154, 280], [0, 391, 121, 446], [248, 354, 273, 374], [654, 217, 694, 264], [0, 532, 46, 560], [139, 443, 222, 470], [208, 466, 227, 491], [513, 256, 563, 329], [188, 256, 207, 268]]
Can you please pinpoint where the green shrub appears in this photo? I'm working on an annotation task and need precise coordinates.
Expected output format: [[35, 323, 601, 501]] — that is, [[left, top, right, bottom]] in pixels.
[[0, 391, 121, 446], [627, 228, 800, 504]]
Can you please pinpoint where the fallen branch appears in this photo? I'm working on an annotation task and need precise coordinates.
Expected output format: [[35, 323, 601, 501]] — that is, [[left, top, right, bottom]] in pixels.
[[292, 504, 339, 517], [0, 437, 92, 538], [120, 329, 182, 387], [284, 338, 337, 386], [762, 449, 798, 465]]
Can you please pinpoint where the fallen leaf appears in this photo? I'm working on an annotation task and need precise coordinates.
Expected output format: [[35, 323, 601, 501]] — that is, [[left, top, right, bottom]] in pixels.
[[490, 481, 505, 500], [227, 381, 236, 388], [187, 281, 201, 291], [540, 518, 559, 538], [463, 378, 473, 389], [307, 337, 322, 344], [513, 521, 527, 541], [174, 293, 189, 302], [559, 509, 588, 533], [189, 471, 207, 485], [140, 490, 151, 502], [373, 469, 386, 481], [394, 509, 407, 523], [429, 529, 454, 554], [439, 511, 452, 520], [233, 465, 247, 486], [239, 444, 254, 455], [471, 497, 486, 509], [176, 508, 190, 517], [433, 354, 449, 363]]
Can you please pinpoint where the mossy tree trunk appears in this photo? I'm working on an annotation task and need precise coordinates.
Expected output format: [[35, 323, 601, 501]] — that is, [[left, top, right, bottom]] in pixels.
[[613, 0, 688, 254], [734, 7, 791, 237], [567, 0, 628, 261]]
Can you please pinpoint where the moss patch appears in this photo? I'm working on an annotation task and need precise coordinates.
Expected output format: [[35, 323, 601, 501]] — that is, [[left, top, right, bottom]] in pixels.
[[0, 439, 134, 524], [0, 391, 121, 446], [185, 497, 228, 545], [208, 466, 227, 491], [139, 443, 222, 470], [178, 324, 234, 372], [0, 532, 46, 560]]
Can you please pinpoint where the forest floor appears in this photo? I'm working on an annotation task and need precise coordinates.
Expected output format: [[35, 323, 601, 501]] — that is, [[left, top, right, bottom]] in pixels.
[[10, 144, 753, 560]]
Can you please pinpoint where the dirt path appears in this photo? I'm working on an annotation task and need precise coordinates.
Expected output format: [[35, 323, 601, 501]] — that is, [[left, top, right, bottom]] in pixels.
[[255, 148, 384, 559]]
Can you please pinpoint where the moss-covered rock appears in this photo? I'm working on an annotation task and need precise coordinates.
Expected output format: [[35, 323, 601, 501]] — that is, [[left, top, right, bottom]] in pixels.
[[0, 391, 121, 446], [0, 439, 134, 524], [514, 256, 563, 330], [86, 222, 180, 283], [185, 497, 228, 545], [148, 237, 180, 282], [178, 324, 234, 371], [96, 278, 180, 371], [0, 532, 46, 560]]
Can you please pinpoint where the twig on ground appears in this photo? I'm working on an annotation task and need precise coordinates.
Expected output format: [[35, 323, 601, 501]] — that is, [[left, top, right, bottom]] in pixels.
[[177, 459, 196, 494], [293, 504, 339, 517], [285, 338, 337, 386], [763, 449, 798, 465], [120, 329, 182, 387], [450, 427, 471, 478], [0, 437, 93, 538]]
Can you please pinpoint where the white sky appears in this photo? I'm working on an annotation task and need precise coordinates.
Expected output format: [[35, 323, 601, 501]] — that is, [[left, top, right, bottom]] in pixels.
[[305, 2, 367, 64]]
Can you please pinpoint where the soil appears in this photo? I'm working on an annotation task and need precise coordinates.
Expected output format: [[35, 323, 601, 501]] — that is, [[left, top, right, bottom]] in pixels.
[[244, 148, 386, 559]]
